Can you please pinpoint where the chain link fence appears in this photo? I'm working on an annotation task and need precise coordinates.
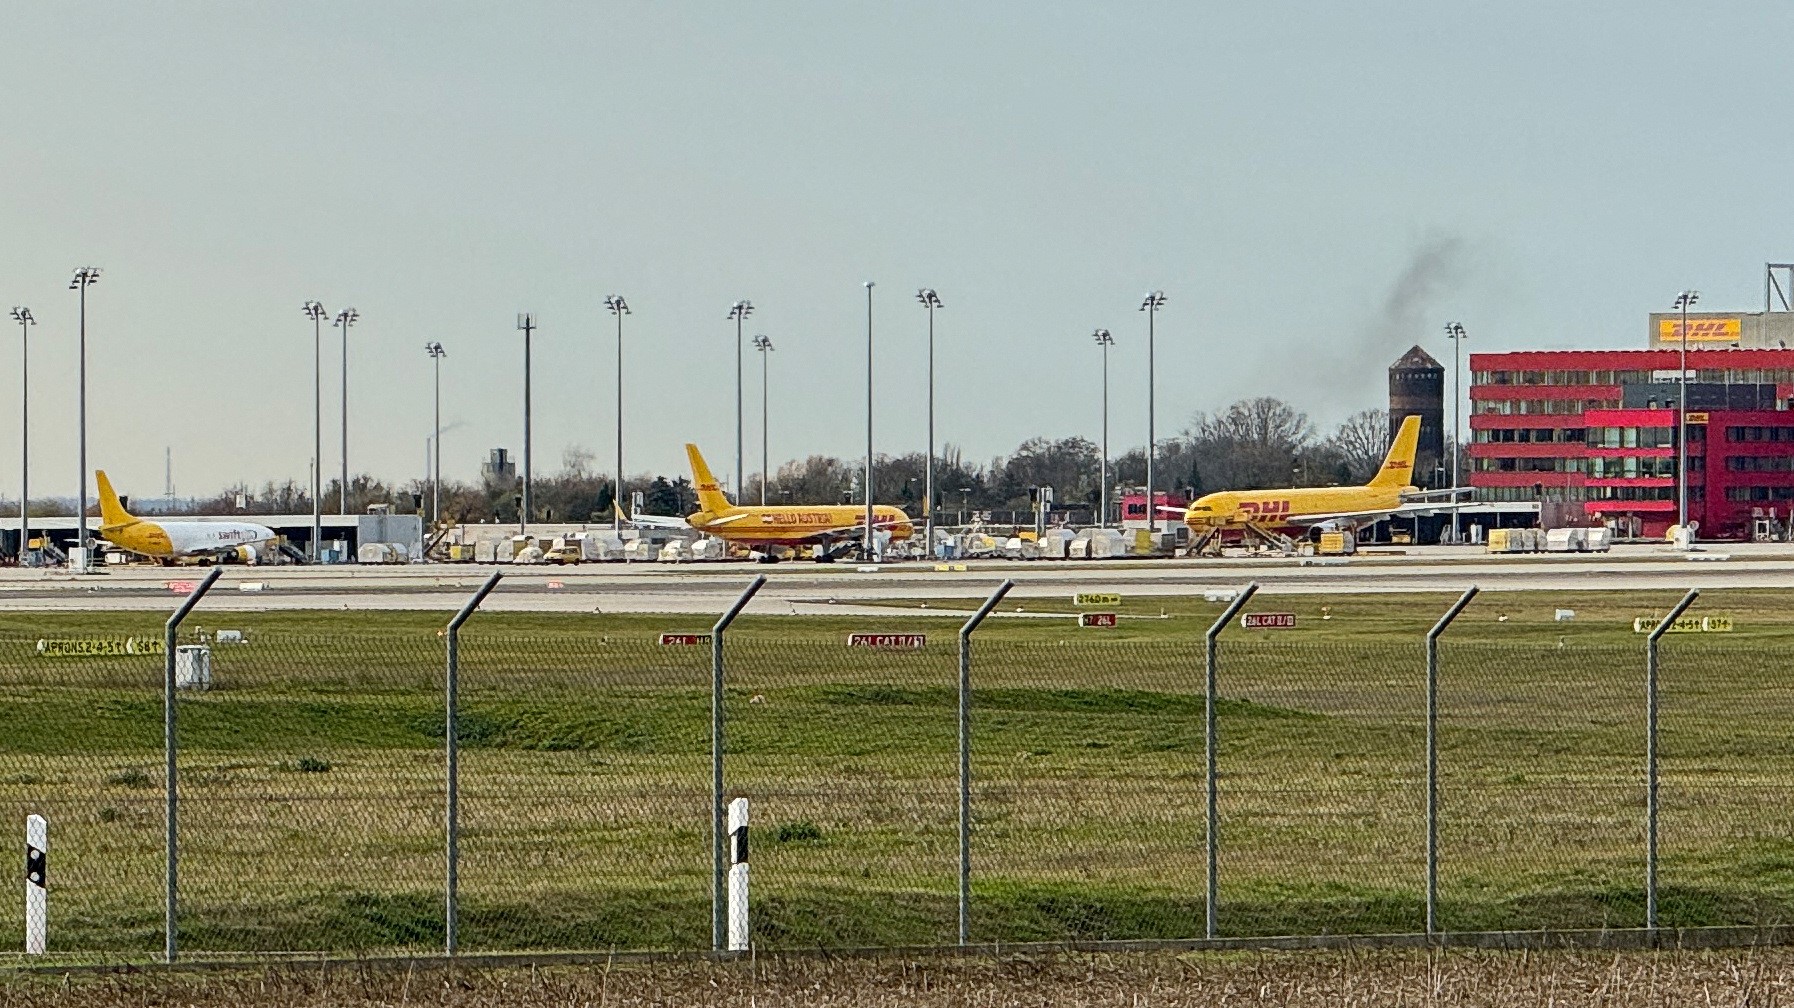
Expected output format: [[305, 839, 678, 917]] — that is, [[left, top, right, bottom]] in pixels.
[[0, 578, 1786, 961]]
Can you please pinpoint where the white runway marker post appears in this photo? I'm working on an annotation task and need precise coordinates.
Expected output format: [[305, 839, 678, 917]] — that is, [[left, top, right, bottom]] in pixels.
[[727, 797, 749, 952], [25, 815, 45, 955]]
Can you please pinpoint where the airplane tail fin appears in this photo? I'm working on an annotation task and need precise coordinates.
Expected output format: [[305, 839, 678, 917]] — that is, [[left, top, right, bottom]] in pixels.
[[684, 444, 734, 513], [95, 470, 137, 529], [1368, 415, 1422, 488]]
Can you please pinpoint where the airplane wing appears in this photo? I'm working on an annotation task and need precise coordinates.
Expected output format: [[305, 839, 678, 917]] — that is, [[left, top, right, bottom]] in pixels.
[[1285, 501, 1471, 527], [620, 508, 691, 530], [1400, 488, 1475, 501]]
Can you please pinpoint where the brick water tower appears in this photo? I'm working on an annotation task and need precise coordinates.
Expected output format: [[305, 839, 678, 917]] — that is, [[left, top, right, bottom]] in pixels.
[[1388, 345, 1445, 486]]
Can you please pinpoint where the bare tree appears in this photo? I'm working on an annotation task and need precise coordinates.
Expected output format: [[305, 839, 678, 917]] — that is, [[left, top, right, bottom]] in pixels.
[[1327, 408, 1391, 484]]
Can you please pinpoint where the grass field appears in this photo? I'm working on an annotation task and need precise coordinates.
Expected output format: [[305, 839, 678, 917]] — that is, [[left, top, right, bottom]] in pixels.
[[1, 587, 1791, 958], [9, 948, 1794, 1006]]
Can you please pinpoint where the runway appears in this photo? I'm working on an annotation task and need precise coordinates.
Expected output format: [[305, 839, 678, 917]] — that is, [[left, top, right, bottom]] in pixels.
[[1, 543, 1791, 614]]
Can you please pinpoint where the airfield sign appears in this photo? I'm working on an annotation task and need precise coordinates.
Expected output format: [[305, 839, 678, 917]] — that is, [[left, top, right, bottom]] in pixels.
[[1241, 612, 1297, 630], [659, 633, 713, 646], [1078, 613, 1118, 628], [1074, 593, 1121, 606], [847, 633, 927, 649]]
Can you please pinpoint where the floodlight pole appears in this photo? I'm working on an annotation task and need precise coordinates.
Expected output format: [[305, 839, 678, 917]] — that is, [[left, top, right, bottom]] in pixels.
[[1140, 292, 1166, 534], [302, 302, 326, 560], [728, 300, 754, 504], [426, 343, 446, 525], [918, 289, 943, 555], [11, 307, 34, 563], [754, 335, 773, 505], [606, 296, 629, 532], [1646, 588, 1699, 933], [1673, 291, 1699, 539], [864, 282, 876, 561], [164, 566, 223, 963], [1425, 586, 1478, 937], [1444, 323, 1467, 543], [958, 579, 1013, 945], [335, 308, 359, 514], [1203, 581, 1258, 939], [1094, 329, 1114, 527], [70, 268, 100, 571], [517, 313, 535, 532], [711, 575, 766, 950]]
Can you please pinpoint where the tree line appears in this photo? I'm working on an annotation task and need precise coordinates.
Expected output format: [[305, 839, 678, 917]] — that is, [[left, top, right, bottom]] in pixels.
[[153, 398, 1413, 523]]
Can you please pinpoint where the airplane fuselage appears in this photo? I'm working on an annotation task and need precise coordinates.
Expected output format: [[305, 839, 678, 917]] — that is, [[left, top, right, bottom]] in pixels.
[[690, 505, 914, 546], [1186, 485, 1413, 532], [101, 518, 276, 560]]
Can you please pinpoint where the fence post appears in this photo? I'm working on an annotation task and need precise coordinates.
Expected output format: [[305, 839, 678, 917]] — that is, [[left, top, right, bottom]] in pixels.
[[1425, 586, 1478, 938], [711, 575, 766, 951], [958, 579, 1013, 946], [25, 814, 45, 955], [1646, 588, 1699, 934], [1203, 582, 1258, 940], [444, 570, 502, 958], [726, 796, 750, 951], [163, 565, 223, 964]]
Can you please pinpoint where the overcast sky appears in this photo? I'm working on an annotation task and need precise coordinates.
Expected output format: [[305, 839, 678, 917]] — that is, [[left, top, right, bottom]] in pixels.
[[4, 2, 1793, 501]]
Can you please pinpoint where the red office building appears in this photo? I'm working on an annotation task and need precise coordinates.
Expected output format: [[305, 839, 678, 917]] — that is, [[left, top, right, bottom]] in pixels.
[[1469, 348, 1794, 540]]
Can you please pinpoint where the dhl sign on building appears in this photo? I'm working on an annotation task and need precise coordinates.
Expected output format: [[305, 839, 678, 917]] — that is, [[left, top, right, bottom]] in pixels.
[[1647, 311, 1794, 349], [1657, 317, 1741, 344]]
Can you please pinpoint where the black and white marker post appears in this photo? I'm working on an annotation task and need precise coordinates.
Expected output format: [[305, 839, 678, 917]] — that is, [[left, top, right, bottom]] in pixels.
[[25, 814, 45, 955], [726, 797, 749, 952]]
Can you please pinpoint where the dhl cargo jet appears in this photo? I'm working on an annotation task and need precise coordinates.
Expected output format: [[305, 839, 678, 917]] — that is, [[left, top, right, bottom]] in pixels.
[[95, 470, 275, 563], [1181, 416, 1465, 550], [629, 444, 915, 561]]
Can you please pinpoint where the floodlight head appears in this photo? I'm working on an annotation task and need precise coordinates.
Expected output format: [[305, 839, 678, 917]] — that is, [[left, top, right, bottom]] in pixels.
[[302, 300, 326, 320], [916, 288, 942, 308], [1093, 328, 1113, 345], [517, 312, 534, 330], [753, 334, 773, 351], [1445, 322, 1466, 339], [1139, 290, 1166, 311], [69, 267, 101, 290], [335, 307, 359, 326], [864, 280, 875, 289], [605, 295, 630, 315], [728, 299, 754, 320], [425, 341, 445, 358], [10, 307, 33, 325]]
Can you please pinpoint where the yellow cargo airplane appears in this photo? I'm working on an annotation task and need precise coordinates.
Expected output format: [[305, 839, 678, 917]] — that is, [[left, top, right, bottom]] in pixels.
[[1181, 415, 1464, 550], [95, 470, 275, 563], [629, 444, 915, 562]]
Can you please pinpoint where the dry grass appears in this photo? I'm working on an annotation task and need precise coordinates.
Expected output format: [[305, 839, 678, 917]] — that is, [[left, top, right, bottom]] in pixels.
[[10, 948, 1794, 1006]]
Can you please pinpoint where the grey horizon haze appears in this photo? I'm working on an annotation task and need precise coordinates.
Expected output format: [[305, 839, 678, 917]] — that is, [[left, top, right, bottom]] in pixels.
[[4, 3, 1794, 501]]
